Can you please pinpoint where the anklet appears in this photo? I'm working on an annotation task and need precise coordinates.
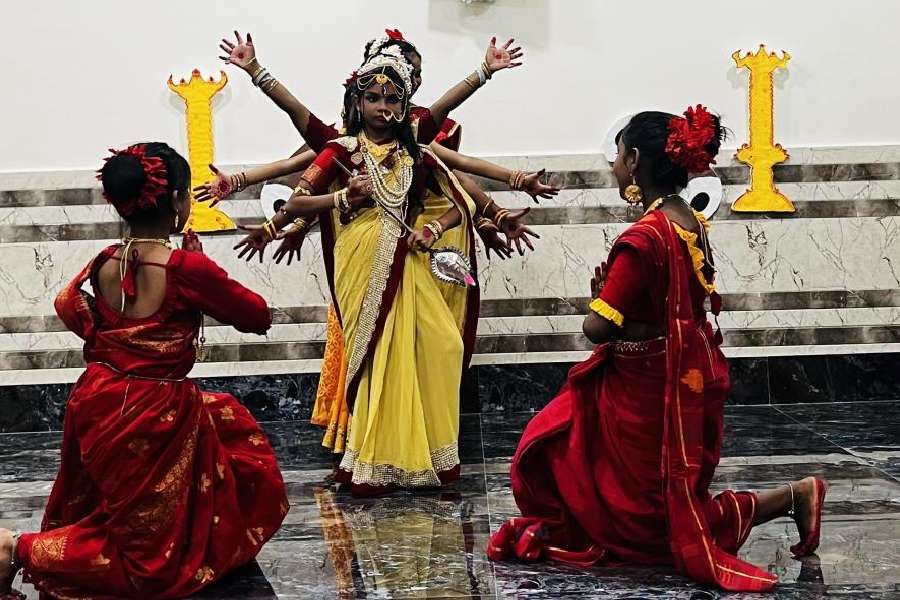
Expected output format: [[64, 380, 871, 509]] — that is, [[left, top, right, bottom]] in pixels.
[[787, 483, 796, 517]]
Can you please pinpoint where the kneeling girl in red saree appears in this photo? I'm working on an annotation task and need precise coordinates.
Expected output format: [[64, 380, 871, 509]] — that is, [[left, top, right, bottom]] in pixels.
[[487, 107, 827, 593], [0, 143, 288, 600]]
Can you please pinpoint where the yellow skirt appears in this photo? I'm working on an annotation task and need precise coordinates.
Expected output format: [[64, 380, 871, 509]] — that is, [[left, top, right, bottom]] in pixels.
[[331, 207, 464, 487]]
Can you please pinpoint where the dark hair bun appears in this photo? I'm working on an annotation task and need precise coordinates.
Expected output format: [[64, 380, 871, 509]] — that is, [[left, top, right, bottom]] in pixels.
[[100, 154, 146, 204]]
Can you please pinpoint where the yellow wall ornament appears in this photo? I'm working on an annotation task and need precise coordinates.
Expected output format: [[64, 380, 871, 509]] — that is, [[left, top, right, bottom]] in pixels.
[[731, 45, 794, 213], [167, 69, 236, 231]]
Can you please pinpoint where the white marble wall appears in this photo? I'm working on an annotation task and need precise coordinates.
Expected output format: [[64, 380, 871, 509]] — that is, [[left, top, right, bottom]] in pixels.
[[2, 145, 899, 384]]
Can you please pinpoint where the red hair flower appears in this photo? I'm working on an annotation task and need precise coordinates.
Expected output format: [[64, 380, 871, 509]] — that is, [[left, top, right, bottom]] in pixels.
[[385, 28, 405, 41], [344, 69, 359, 87], [96, 144, 169, 217], [665, 104, 718, 173]]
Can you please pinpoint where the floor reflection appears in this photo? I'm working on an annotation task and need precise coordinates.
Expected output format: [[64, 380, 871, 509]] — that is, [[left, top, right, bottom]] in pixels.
[[314, 488, 486, 599]]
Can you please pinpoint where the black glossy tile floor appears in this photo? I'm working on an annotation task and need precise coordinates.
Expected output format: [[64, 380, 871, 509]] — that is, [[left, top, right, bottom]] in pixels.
[[2, 402, 899, 599]]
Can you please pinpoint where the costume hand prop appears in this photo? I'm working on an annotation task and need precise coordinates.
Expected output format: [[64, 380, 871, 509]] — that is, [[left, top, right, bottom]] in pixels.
[[181, 229, 204, 253], [499, 207, 540, 255], [347, 174, 373, 206], [192, 164, 232, 207], [407, 229, 437, 252], [485, 37, 523, 73], [521, 169, 560, 203], [219, 31, 256, 70], [233, 224, 272, 263], [590, 262, 608, 298], [273, 226, 308, 265], [477, 226, 512, 261]]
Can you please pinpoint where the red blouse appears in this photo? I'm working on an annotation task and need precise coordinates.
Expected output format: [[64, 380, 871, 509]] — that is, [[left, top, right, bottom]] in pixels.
[[58, 247, 271, 380]]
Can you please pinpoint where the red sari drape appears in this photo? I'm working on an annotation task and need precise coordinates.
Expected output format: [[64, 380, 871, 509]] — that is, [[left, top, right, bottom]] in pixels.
[[488, 211, 778, 592], [16, 247, 289, 600]]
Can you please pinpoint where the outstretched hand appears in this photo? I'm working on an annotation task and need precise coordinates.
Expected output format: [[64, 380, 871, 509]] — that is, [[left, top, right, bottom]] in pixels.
[[233, 224, 272, 263], [219, 31, 257, 70], [477, 224, 513, 261], [272, 226, 308, 266], [485, 37, 523, 73], [193, 164, 233, 207], [499, 207, 540, 256], [521, 169, 560, 203]]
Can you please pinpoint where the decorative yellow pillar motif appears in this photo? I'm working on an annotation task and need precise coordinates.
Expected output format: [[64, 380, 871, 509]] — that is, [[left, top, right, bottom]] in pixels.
[[731, 45, 794, 213], [167, 69, 236, 231]]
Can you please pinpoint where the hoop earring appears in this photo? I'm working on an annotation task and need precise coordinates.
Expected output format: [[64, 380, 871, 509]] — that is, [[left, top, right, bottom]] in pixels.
[[624, 174, 643, 204]]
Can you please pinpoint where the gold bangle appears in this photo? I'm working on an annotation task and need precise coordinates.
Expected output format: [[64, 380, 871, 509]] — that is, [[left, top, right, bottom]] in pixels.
[[493, 208, 511, 227], [425, 220, 444, 239], [293, 183, 311, 196], [475, 217, 494, 231], [481, 60, 492, 81], [292, 217, 309, 231], [423, 222, 441, 241], [262, 77, 279, 93], [247, 58, 263, 78], [260, 220, 276, 242]]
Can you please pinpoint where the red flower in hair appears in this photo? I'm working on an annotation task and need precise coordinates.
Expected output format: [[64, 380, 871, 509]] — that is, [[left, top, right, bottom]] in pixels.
[[96, 144, 169, 217], [344, 70, 359, 87], [385, 28, 405, 41], [665, 104, 718, 173]]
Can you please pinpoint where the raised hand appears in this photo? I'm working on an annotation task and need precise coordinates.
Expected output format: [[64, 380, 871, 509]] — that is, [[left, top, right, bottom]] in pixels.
[[219, 31, 256, 71], [272, 226, 308, 266], [499, 207, 540, 256], [485, 37, 523, 74], [520, 169, 560, 203], [193, 164, 234, 207], [590, 262, 609, 298], [477, 224, 513, 261], [233, 224, 272, 263], [181, 229, 204, 253]]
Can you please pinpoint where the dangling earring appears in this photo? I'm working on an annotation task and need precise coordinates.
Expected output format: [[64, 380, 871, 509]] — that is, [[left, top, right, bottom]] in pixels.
[[174, 212, 181, 233], [624, 174, 643, 204]]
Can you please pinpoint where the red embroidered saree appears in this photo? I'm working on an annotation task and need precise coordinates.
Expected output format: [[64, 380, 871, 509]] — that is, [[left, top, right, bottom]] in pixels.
[[488, 211, 778, 592], [16, 247, 289, 600]]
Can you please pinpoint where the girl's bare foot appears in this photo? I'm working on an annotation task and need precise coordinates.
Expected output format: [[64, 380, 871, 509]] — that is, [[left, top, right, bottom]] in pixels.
[[790, 476, 828, 557]]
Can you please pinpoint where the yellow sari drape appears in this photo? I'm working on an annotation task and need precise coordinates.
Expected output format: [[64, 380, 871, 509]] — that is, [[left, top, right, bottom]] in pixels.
[[326, 140, 474, 487]]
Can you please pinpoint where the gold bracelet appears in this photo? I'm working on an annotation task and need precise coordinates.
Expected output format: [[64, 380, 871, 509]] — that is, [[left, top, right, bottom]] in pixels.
[[425, 220, 444, 239], [493, 208, 511, 227], [481, 197, 496, 217], [481, 60, 493, 81], [292, 217, 309, 231], [247, 58, 263, 79], [475, 217, 494, 231], [423, 222, 442, 241], [262, 77, 280, 93], [293, 183, 312, 196], [260, 219, 277, 242]]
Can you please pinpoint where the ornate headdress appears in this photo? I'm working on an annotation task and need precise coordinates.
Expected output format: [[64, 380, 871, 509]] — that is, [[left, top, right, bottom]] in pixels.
[[366, 28, 417, 61], [96, 144, 169, 217], [665, 104, 718, 173], [355, 45, 414, 99]]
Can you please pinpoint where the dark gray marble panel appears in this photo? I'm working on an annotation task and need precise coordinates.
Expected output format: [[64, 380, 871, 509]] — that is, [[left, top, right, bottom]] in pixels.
[[0, 383, 70, 432], [769, 356, 835, 404], [729, 357, 770, 405], [476, 363, 571, 412], [3, 290, 899, 335]]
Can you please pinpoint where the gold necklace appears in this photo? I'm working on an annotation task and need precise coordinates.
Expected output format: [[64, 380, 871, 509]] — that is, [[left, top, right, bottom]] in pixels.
[[121, 237, 172, 248], [360, 131, 398, 160]]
